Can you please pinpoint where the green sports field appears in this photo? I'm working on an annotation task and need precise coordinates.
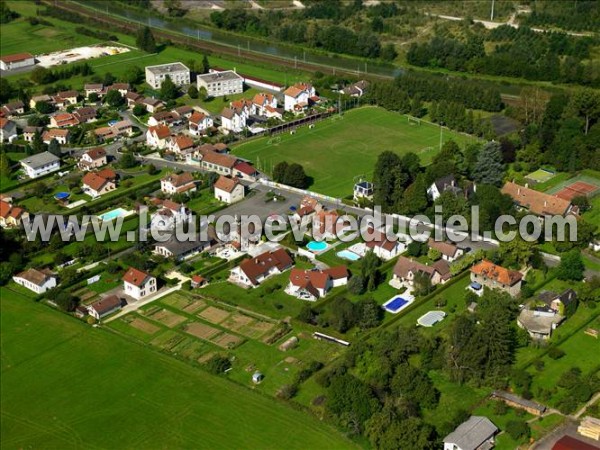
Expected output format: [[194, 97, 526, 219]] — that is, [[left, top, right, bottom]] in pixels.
[[0, 288, 357, 450], [234, 107, 478, 198]]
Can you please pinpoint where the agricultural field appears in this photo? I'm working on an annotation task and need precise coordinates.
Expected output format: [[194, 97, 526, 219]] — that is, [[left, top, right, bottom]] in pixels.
[[234, 107, 478, 198], [0, 288, 357, 450]]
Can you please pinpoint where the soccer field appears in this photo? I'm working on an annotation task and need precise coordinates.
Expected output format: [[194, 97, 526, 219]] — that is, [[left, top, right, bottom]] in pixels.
[[0, 289, 357, 450], [234, 107, 478, 198]]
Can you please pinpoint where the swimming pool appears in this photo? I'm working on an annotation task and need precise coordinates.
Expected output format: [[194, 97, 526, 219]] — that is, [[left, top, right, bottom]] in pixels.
[[307, 241, 329, 252], [54, 192, 70, 200], [337, 249, 361, 261], [383, 295, 414, 314], [107, 119, 118, 127], [98, 207, 128, 221]]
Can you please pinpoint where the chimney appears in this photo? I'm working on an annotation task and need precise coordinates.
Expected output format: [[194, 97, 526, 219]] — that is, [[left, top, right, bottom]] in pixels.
[[544, 200, 547, 207], [525, 183, 529, 189], [517, 187, 521, 195]]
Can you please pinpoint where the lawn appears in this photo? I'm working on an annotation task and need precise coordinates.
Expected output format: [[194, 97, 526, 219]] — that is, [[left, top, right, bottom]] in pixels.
[[234, 107, 478, 198], [0, 288, 358, 449]]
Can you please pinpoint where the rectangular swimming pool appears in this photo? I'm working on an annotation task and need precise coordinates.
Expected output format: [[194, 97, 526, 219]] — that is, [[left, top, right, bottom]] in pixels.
[[98, 207, 129, 221], [382, 295, 414, 314]]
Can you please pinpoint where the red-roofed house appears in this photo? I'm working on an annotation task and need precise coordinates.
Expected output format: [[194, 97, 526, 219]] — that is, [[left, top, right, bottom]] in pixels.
[[87, 295, 122, 320], [0, 200, 28, 228], [78, 147, 107, 171], [365, 228, 405, 260], [0, 52, 35, 70], [82, 170, 117, 198], [214, 175, 244, 204], [233, 161, 259, 181], [188, 111, 213, 136], [167, 134, 194, 155], [42, 128, 69, 145], [284, 83, 315, 112], [0, 118, 17, 143], [393, 256, 451, 287], [230, 248, 293, 287], [201, 151, 237, 175], [122, 267, 156, 299], [470, 260, 523, 297], [146, 124, 171, 149], [50, 112, 79, 128], [252, 93, 278, 116], [286, 266, 349, 301], [161, 172, 197, 195]]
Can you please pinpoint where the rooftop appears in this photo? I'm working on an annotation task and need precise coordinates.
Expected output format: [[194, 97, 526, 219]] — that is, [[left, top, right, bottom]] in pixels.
[[145, 62, 190, 75], [20, 151, 60, 169], [444, 416, 498, 450], [198, 70, 243, 83]]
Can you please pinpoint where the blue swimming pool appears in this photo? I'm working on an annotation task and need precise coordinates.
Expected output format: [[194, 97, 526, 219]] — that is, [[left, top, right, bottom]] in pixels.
[[383, 295, 413, 314], [307, 241, 329, 252], [54, 192, 70, 200], [107, 119, 118, 127], [98, 207, 128, 221], [337, 250, 360, 261]]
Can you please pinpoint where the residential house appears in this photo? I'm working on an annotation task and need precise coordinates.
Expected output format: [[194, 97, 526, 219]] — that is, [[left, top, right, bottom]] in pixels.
[[150, 200, 191, 231], [122, 267, 157, 300], [84, 83, 104, 98], [427, 174, 463, 201], [252, 93, 278, 116], [502, 181, 575, 217], [146, 124, 171, 149], [538, 289, 577, 315], [220, 107, 246, 133], [173, 105, 194, 120], [12, 268, 57, 294], [94, 127, 117, 143], [55, 90, 79, 106], [517, 308, 564, 340], [283, 82, 315, 112], [188, 111, 213, 136], [2, 100, 25, 116], [233, 161, 259, 181], [78, 147, 108, 171], [470, 259, 523, 297], [126, 92, 143, 108], [264, 105, 283, 120], [161, 172, 197, 196], [365, 228, 405, 260], [393, 256, 451, 286], [22, 126, 43, 142], [106, 83, 130, 97], [139, 97, 164, 114], [191, 275, 208, 288], [201, 151, 237, 175], [42, 128, 69, 145], [286, 266, 349, 301], [147, 110, 180, 127], [313, 210, 346, 240], [0, 200, 28, 228], [443, 416, 498, 450], [341, 80, 370, 97], [153, 235, 214, 261], [428, 239, 464, 262], [86, 295, 122, 320], [49, 112, 79, 128], [19, 151, 60, 179], [166, 134, 194, 156], [145, 62, 190, 89], [230, 248, 293, 287], [0, 52, 35, 71], [73, 106, 97, 124], [214, 175, 244, 204], [0, 118, 17, 142], [197, 70, 244, 97], [110, 119, 134, 137], [354, 181, 374, 202], [29, 94, 53, 109], [82, 169, 117, 198]]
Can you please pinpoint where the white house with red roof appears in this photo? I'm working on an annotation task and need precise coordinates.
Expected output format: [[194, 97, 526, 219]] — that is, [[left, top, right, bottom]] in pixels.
[[221, 107, 246, 133], [252, 93, 278, 116], [78, 147, 107, 171], [13, 268, 56, 294], [146, 124, 171, 149], [230, 248, 294, 288], [42, 128, 69, 145], [166, 134, 194, 155], [188, 111, 213, 136], [161, 172, 197, 196], [214, 175, 244, 204], [150, 199, 191, 231], [233, 161, 259, 181], [365, 228, 406, 260], [122, 267, 156, 300], [0, 200, 28, 228], [82, 169, 117, 198], [283, 83, 316, 112], [286, 266, 349, 301], [0, 52, 35, 71]]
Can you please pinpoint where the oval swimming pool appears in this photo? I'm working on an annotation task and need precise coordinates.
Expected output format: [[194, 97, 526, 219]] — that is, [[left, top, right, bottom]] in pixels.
[[307, 241, 329, 252]]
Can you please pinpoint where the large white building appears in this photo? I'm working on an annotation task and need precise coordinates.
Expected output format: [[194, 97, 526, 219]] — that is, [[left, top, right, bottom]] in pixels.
[[122, 267, 156, 300], [13, 268, 57, 294], [0, 52, 35, 71], [197, 70, 244, 98], [145, 62, 190, 89], [19, 152, 61, 179]]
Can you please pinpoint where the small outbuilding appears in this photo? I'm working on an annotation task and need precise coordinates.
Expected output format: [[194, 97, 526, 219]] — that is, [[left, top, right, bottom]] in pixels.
[[252, 371, 264, 384]]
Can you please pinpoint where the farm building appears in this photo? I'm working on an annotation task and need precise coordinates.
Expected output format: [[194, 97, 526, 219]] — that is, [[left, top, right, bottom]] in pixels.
[[0, 52, 35, 71]]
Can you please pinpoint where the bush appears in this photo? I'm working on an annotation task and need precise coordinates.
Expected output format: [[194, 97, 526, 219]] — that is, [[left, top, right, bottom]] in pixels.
[[277, 384, 298, 400], [548, 347, 565, 360], [505, 420, 529, 441], [205, 355, 231, 374]]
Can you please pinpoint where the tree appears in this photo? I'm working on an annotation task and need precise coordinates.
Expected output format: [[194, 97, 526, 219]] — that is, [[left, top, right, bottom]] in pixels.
[[360, 250, 381, 291], [123, 65, 144, 84], [347, 275, 365, 295], [30, 66, 53, 84], [104, 89, 124, 108], [557, 250, 585, 281], [48, 139, 61, 157], [0, 152, 10, 178], [132, 104, 146, 116], [35, 100, 54, 114], [326, 373, 378, 431], [357, 298, 382, 329], [53, 290, 78, 312], [147, 164, 158, 175], [283, 163, 308, 188], [474, 141, 505, 186], [136, 26, 157, 53], [159, 75, 178, 102], [498, 237, 538, 268], [400, 173, 429, 215], [119, 152, 137, 169], [505, 420, 530, 441], [202, 54, 210, 74], [88, 92, 99, 103], [567, 88, 600, 135], [188, 85, 198, 99], [205, 355, 231, 374], [272, 161, 288, 183], [427, 247, 442, 261]]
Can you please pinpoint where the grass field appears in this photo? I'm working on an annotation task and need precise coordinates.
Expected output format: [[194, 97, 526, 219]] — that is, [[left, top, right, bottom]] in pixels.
[[234, 107, 478, 198], [0, 288, 357, 449]]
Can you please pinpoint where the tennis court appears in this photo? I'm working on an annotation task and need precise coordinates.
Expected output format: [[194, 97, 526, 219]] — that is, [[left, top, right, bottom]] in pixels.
[[546, 173, 600, 201]]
